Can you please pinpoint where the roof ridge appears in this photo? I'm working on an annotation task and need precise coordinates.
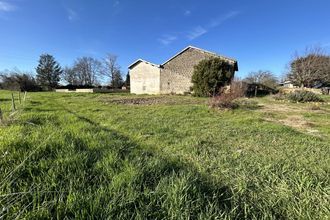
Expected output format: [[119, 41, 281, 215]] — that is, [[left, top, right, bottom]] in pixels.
[[128, 59, 160, 69], [187, 46, 237, 62], [161, 45, 237, 65]]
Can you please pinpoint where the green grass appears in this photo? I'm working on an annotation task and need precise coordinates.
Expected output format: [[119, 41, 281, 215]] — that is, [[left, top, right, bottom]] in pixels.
[[0, 91, 329, 219]]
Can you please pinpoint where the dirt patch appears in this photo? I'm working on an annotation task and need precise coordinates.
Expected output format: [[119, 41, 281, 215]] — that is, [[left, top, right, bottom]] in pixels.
[[259, 103, 324, 136], [260, 103, 304, 114], [102, 96, 206, 106]]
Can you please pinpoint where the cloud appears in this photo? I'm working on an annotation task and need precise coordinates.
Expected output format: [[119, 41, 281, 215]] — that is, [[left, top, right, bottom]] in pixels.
[[0, 1, 16, 12], [158, 35, 178, 46], [208, 10, 240, 28], [187, 26, 207, 40], [186, 10, 240, 41], [66, 8, 78, 21], [184, 10, 191, 16]]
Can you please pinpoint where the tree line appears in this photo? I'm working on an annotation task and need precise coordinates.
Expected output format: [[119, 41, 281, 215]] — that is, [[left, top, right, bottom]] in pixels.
[[0, 53, 130, 91], [244, 45, 329, 92], [1, 45, 329, 93]]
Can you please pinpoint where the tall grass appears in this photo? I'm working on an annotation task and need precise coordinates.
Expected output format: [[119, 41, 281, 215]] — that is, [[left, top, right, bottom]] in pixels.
[[0, 91, 329, 219]]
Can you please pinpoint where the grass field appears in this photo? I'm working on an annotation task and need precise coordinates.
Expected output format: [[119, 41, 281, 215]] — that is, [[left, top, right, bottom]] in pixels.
[[0, 90, 329, 219]]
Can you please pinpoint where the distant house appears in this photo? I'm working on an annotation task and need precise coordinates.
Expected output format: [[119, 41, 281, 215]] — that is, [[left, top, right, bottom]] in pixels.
[[128, 46, 238, 94], [279, 80, 295, 88]]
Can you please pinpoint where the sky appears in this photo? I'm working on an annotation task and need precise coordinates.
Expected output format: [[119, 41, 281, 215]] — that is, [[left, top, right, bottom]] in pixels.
[[0, 0, 330, 80]]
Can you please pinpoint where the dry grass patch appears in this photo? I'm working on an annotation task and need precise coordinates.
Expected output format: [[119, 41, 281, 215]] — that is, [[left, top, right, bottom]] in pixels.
[[258, 100, 330, 137]]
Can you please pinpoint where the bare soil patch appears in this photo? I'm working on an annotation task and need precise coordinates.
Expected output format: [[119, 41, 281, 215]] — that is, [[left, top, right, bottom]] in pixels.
[[102, 96, 206, 106]]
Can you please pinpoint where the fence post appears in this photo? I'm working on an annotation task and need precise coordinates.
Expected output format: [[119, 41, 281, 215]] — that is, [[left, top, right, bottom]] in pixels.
[[11, 93, 16, 112], [0, 108, 2, 122], [23, 91, 27, 102], [19, 91, 21, 104]]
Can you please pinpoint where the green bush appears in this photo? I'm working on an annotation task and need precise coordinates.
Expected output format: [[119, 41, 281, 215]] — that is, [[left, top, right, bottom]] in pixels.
[[287, 90, 324, 103], [273, 93, 286, 101], [192, 58, 235, 97]]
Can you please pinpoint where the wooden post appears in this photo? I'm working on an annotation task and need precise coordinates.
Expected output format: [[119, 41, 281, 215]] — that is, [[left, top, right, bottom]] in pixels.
[[11, 93, 16, 112], [0, 108, 3, 122], [23, 91, 27, 102], [254, 86, 258, 97], [18, 91, 21, 104]]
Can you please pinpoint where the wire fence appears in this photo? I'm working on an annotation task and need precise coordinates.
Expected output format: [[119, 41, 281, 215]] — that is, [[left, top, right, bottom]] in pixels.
[[0, 91, 27, 123]]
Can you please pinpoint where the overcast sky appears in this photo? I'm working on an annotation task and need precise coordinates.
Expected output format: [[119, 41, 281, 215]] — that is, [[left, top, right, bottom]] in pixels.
[[1, 0, 330, 78]]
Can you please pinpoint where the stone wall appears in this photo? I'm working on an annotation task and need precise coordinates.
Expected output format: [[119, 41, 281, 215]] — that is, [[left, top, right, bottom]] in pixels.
[[130, 61, 161, 94], [160, 47, 236, 94]]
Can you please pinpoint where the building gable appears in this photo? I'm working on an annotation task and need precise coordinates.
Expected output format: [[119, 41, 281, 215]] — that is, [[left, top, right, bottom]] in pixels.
[[162, 46, 238, 71]]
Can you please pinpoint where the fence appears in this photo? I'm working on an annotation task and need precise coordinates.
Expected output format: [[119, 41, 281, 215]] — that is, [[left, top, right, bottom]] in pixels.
[[0, 91, 27, 123]]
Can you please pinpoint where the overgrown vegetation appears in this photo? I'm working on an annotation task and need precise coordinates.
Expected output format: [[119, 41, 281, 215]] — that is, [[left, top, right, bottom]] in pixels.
[[209, 80, 247, 109], [287, 90, 324, 103], [191, 57, 235, 97], [0, 91, 329, 219], [0, 69, 41, 91]]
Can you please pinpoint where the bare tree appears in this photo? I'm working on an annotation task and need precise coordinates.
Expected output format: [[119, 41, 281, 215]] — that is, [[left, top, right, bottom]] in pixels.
[[244, 70, 278, 89], [287, 46, 330, 87], [62, 66, 78, 85], [73, 57, 102, 86], [103, 54, 121, 87]]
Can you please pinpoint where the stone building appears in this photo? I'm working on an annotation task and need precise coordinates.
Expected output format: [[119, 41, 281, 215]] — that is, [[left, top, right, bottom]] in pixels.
[[128, 46, 238, 94]]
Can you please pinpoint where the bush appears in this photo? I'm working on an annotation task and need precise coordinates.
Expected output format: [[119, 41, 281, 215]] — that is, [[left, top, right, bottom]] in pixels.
[[209, 81, 247, 109], [0, 72, 42, 91], [209, 93, 239, 109], [287, 91, 324, 103], [273, 93, 286, 101], [192, 57, 235, 97]]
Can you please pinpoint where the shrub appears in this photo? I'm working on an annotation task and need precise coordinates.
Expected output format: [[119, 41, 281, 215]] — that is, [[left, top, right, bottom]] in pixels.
[[0, 72, 42, 91], [209, 81, 247, 109], [287, 90, 324, 103], [209, 93, 239, 109], [192, 58, 235, 97], [273, 93, 286, 101]]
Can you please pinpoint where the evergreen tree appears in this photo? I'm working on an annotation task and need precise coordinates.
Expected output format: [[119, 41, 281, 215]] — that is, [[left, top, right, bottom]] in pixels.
[[124, 72, 130, 87], [192, 58, 235, 97], [36, 54, 62, 90], [112, 70, 124, 89]]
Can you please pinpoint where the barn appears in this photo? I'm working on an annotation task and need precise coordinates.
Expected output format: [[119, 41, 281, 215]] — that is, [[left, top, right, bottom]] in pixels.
[[128, 46, 238, 94]]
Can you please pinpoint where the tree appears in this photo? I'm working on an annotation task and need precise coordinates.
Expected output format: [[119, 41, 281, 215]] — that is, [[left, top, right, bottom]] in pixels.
[[124, 72, 130, 87], [244, 70, 278, 89], [73, 57, 102, 86], [0, 69, 40, 91], [62, 66, 78, 85], [287, 46, 330, 87], [103, 54, 121, 86], [36, 54, 62, 90], [112, 69, 124, 89], [191, 57, 235, 97]]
